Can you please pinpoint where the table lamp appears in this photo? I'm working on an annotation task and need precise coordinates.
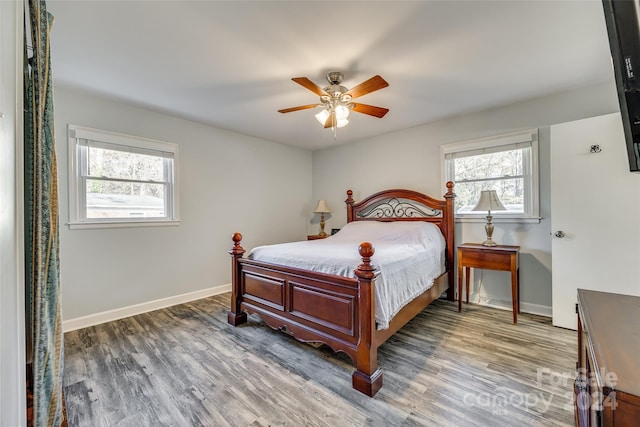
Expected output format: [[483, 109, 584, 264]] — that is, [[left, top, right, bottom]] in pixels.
[[313, 200, 331, 237], [472, 190, 506, 246]]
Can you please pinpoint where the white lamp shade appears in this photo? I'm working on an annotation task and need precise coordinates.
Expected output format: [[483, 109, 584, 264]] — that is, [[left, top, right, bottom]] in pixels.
[[472, 190, 506, 212], [313, 199, 331, 213], [315, 109, 330, 125], [335, 105, 350, 120], [336, 118, 349, 128]]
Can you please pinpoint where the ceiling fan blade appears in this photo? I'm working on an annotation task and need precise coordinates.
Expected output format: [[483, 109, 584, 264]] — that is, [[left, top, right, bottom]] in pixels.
[[292, 77, 327, 96], [278, 104, 320, 114], [345, 75, 389, 99], [324, 112, 336, 128], [351, 103, 389, 118]]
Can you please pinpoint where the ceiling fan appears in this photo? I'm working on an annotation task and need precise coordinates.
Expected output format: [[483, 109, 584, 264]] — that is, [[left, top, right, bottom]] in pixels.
[[278, 72, 389, 129]]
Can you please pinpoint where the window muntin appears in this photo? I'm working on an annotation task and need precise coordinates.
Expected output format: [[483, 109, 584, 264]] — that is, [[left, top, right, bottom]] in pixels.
[[442, 129, 539, 220], [68, 125, 179, 228]]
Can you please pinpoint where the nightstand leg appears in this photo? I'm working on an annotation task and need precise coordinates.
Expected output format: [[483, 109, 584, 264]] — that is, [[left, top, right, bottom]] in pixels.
[[465, 266, 470, 304], [511, 268, 518, 324], [517, 267, 520, 314], [457, 251, 463, 312]]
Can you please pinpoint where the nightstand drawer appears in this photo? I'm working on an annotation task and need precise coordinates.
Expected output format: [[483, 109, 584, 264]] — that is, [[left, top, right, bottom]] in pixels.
[[459, 248, 514, 271]]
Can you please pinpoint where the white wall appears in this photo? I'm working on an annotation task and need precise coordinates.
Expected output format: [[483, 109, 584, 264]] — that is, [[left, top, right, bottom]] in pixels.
[[312, 81, 619, 314], [0, 1, 26, 425], [55, 87, 313, 323]]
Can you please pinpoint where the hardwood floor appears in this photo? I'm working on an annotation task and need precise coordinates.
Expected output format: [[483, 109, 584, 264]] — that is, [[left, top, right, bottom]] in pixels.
[[63, 293, 577, 426]]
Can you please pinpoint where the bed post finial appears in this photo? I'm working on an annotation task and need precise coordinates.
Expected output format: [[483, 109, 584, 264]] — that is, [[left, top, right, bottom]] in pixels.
[[228, 232, 247, 326], [445, 181, 454, 197], [346, 190, 355, 223], [231, 232, 244, 255], [356, 242, 376, 278]]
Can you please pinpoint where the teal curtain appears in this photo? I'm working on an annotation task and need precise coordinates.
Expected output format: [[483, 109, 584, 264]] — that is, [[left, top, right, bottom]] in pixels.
[[25, 0, 64, 425]]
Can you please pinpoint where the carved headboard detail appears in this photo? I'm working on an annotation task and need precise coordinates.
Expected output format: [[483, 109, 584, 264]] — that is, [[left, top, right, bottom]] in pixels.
[[355, 197, 442, 220]]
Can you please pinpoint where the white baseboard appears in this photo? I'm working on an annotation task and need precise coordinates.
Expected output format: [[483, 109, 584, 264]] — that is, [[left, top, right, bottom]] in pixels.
[[468, 292, 552, 318], [63, 283, 231, 332]]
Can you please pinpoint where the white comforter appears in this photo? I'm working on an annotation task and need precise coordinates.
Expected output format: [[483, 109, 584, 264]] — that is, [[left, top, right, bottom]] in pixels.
[[248, 221, 446, 329]]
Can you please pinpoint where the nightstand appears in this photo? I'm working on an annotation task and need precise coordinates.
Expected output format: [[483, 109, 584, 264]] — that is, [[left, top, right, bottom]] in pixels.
[[307, 234, 327, 240], [457, 243, 520, 323]]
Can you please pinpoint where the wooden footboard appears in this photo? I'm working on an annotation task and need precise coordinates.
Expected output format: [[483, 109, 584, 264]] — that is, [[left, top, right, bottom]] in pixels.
[[228, 234, 382, 396]]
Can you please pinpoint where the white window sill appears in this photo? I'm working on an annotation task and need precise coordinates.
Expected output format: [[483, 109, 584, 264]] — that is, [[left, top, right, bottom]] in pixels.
[[455, 216, 542, 224], [67, 220, 181, 230]]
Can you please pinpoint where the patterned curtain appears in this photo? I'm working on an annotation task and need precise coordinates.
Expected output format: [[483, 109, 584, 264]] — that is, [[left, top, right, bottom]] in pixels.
[[24, 0, 64, 425]]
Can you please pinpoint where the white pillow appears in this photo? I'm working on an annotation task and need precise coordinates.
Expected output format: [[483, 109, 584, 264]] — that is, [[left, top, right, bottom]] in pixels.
[[331, 221, 443, 247]]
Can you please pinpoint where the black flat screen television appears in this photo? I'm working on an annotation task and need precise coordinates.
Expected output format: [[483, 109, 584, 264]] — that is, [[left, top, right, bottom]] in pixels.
[[602, 0, 640, 172]]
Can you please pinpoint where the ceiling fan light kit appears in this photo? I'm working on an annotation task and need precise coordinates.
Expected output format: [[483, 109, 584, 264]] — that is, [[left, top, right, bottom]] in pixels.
[[315, 104, 349, 128], [278, 72, 389, 134]]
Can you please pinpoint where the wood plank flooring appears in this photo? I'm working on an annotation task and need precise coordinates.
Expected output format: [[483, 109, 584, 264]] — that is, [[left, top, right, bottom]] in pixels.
[[63, 294, 577, 426]]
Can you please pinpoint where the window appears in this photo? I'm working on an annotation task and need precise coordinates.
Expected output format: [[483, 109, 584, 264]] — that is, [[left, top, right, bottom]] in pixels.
[[442, 129, 539, 222], [68, 125, 179, 228]]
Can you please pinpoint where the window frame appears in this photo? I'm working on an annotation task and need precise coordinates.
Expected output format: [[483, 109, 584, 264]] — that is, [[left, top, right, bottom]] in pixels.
[[67, 125, 180, 229], [441, 129, 540, 223]]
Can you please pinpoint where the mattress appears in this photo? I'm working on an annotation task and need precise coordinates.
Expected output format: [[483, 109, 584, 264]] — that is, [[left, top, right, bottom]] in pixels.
[[248, 221, 446, 329]]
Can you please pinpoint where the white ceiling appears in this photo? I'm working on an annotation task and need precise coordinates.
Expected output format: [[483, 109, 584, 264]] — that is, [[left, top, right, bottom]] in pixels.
[[46, 0, 614, 151]]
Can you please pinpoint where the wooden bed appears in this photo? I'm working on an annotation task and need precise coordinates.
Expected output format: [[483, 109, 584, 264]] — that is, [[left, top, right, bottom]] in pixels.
[[227, 182, 455, 397]]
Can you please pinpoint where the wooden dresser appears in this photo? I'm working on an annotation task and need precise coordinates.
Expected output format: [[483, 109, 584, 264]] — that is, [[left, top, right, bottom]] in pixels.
[[575, 289, 640, 426]]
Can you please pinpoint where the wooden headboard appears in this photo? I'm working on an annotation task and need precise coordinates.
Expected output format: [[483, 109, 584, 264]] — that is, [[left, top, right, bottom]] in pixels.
[[346, 182, 454, 233], [345, 182, 456, 279]]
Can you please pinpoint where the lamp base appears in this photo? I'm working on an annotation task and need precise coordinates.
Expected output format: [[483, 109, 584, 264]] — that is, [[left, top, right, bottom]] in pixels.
[[319, 213, 327, 237], [482, 214, 497, 247]]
